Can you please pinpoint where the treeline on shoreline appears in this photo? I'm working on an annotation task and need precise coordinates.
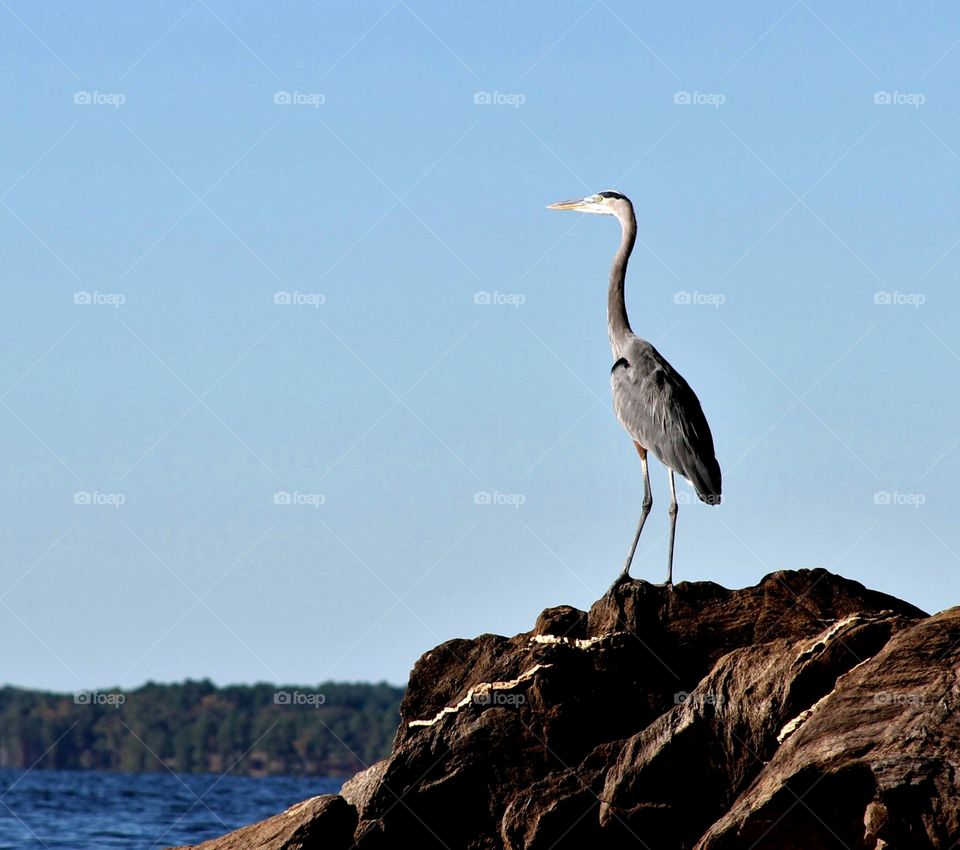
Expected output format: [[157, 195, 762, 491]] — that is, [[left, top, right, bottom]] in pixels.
[[0, 679, 404, 777]]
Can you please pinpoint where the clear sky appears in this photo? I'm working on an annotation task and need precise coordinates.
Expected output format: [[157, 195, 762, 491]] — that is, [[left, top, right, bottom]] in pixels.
[[2, 2, 959, 692]]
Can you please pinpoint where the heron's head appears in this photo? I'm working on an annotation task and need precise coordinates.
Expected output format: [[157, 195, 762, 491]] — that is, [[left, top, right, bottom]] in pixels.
[[546, 190, 632, 218]]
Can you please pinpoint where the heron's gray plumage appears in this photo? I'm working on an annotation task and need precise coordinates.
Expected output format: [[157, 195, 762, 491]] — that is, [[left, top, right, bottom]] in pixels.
[[547, 189, 722, 584], [610, 337, 721, 504]]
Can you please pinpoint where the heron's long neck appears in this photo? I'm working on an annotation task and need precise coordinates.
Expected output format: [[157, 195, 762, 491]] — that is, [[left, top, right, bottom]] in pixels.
[[608, 210, 637, 356]]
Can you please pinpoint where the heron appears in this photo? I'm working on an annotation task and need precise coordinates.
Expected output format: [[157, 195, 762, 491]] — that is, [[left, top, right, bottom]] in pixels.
[[547, 191, 721, 585]]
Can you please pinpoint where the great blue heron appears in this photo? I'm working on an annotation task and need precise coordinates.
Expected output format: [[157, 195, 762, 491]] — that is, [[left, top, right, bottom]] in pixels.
[[547, 191, 721, 585]]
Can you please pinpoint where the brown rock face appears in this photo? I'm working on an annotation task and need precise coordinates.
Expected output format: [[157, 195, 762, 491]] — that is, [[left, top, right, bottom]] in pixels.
[[695, 606, 960, 850], [169, 794, 356, 850], [175, 569, 960, 850]]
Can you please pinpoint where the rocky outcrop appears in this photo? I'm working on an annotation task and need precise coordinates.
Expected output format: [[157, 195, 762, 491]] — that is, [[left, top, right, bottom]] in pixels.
[[173, 568, 960, 850], [170, 794, 356, 850], [696, 605, 960, 849], [339, 759, 388, 815]]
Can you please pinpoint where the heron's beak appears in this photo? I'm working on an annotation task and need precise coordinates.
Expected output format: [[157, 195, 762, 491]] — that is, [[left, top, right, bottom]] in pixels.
[[546, 197, 589, 211]]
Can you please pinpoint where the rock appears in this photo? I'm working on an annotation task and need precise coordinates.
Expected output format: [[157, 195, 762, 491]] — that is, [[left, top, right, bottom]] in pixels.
[[534, 605, 588, 639], [499, 740, 620, 849], [180, 569, 960, 850], [350, 569, 931, 849], [340, 759, 388, 817], [168, 794, 356, 850], [695, 606, 960, 850], [598, 610, 915, 846]]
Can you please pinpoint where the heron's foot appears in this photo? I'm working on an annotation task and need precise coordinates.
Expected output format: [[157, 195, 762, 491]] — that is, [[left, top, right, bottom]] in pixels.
[[610, 569, 633, 592]]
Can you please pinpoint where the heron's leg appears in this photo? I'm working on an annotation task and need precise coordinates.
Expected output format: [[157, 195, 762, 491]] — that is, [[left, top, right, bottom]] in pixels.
[[666, 469, 678, 585], [619, 444, 652, 582]]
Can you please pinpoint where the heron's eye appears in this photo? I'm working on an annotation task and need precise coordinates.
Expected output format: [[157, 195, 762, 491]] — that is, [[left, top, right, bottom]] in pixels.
[[594, 195, 604, 203]]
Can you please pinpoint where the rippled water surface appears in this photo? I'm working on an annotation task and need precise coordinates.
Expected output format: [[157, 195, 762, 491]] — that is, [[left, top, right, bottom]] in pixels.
[[0, 768, 341, 849]]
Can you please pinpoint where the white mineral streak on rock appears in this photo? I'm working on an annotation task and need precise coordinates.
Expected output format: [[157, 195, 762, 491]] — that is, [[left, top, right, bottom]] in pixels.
[[529, 634, 608, 649], [779, 615, 881, 743], [793, 613, 867, 665], [408, 663, 551, 728]]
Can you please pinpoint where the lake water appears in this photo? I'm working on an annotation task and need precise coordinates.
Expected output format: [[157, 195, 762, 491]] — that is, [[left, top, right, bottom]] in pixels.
[[0, 768, 342, 849]]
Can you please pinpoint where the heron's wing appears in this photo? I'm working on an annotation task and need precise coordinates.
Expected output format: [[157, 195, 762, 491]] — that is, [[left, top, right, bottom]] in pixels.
[[611, 337, 721, 503]]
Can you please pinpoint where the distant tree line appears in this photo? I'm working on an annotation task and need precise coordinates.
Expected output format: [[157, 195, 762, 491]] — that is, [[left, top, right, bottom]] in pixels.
[[0, 680, 403, 777]]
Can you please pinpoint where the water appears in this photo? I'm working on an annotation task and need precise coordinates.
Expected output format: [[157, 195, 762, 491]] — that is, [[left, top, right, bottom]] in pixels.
[[0, 769, 342, 849]]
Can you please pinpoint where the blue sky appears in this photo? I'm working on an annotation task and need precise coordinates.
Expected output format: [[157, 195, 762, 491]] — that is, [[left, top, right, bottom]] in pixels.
[[2, 1, 959, 691]]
